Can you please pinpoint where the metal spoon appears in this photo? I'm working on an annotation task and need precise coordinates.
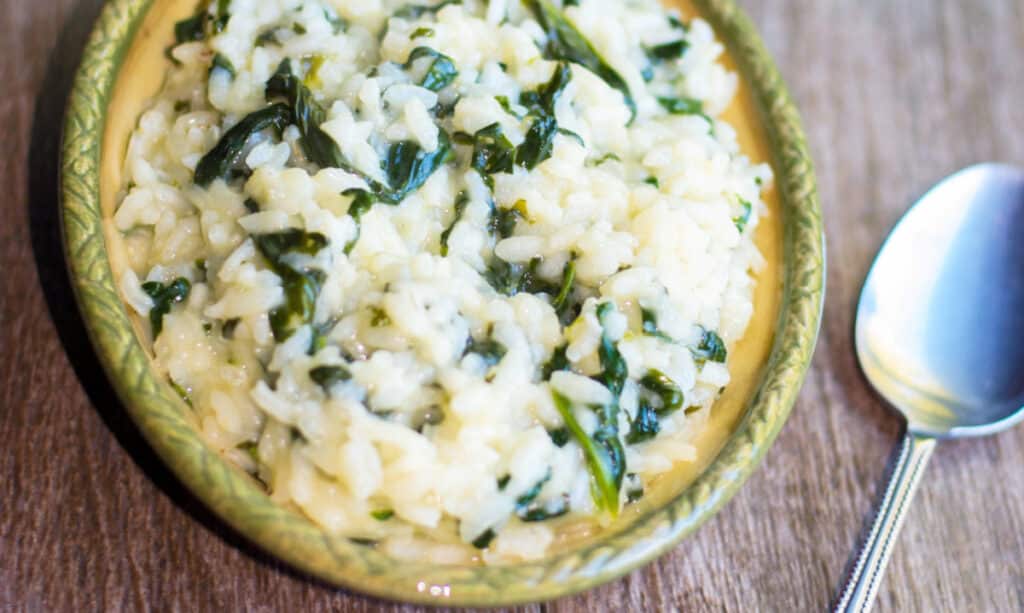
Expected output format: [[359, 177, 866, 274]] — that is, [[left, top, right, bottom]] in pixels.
[[835, 163, 1024, 612]]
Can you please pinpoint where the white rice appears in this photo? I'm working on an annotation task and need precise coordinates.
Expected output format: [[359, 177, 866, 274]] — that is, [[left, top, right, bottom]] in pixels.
[[115, 0, 771, 564]]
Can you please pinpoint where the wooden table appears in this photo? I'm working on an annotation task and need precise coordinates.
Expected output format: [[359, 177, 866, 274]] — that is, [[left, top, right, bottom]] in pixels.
[[3, 0, 1023, 610]]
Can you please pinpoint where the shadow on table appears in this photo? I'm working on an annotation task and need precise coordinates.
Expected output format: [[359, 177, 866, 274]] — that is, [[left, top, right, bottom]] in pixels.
[[25, 2, 374, 604]]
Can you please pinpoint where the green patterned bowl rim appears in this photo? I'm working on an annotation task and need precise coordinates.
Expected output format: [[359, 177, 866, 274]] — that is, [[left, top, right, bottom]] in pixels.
[[60, 0, 824, 606]]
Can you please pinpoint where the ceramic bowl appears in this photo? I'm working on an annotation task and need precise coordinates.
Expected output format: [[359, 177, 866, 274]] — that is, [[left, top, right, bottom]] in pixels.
[[61, 0, 824, 605]]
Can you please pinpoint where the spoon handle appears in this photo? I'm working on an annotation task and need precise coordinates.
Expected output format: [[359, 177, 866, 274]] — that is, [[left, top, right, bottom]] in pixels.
[[834, 431, 936, 612]]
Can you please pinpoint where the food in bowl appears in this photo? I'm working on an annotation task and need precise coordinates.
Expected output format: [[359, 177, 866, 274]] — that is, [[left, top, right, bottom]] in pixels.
[[113, 0, 771, 564]]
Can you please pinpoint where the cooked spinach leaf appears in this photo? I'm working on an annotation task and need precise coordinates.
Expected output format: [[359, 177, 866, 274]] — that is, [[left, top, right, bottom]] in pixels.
[[669, 14, 688, 30], [541, 343, 570, 381], [142, 278, 192, 337], [550, 258, 576, 315], [519, 496, 570, 522], [194, 104, 291, 187], [342, 189, 376, 254], [174, 15, 207, 44], [394, 0, 462, 19], [626, 400, 660, 444], [547, 426, 570, 447], [255, 28, 282, 47], [471, 528, 496, 549], [463, 65, 572, 187], [309, 319, 337, 354], [483, 254, 567, 300], [589, 152, 621, 167], [488, 205, 521, 239], [254, 230, 330, 342], [342, 132, 453, 252], [551, 390, 625, 515], [238, 441, 259, 464], [349, 538, 378, 547], [170, 380, 194, 408], [410, 27, 434, 38], [464, 336, 507, 368], [514, 470, 550, 511], [640, 370, 684, 414], [734, 197, 753, 233], [495, 95, 525, 119], [658, 95, 714, 130], [369, 306, 391, 327], [404, 47, 458, 91], [595, 302, 628, 398], [325, 9, 347, 33], [254, 229, 329, 261], [513, 470, 569, 522], [265, 61, 354, 172], [270, 267, 326, 342], [646, 39, 689, 62], [625, 473, 644, 503], [692, 328, 727, 363], [309, 365, 351, 392], [515, 62, 574, 169], [173, 0, 230, 44], [440, 191, 470, 256], [524, 0, 635, 120], [302, 54, 327, 89], [381, 130, 454, 202], [371, 509, 394, 521], [483, 258, 533, 297], [524, 61, 572, 114], [516, 114, 559, 170], [212, 0, 230, 33], [657, 96, 704, 116], [640, 306, 673, 342], [469, 123, 516, 187]]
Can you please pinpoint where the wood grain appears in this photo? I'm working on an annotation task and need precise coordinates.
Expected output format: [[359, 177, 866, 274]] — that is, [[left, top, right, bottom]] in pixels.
[[2, 0, 1023, 610]]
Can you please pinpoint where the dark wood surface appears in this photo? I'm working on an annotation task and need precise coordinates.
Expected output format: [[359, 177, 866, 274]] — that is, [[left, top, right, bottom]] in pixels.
[[3, 0, 1023, 610]]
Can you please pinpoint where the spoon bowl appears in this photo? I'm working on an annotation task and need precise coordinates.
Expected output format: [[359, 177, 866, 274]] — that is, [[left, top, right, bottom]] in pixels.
[[855, 163, 1024, 438], [837, 163, 1024, 612]]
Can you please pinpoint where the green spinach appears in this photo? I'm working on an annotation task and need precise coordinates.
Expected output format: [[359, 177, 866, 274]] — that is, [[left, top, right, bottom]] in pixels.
[[692, 328, 727, 363], [265, 61, 355, 173], [210, 53, 236, 78], [194, 104, 291, 187], [463, 336, 507, 368], [309, 365, 352, 392], [343, 131, 453, 252], [640, 306, 673, 342], [645, 39, 689, 62], [595, 302, 628, 398], [253, 230, 330, 342], [524, 0, 635, 120], [471, 528, 496, 549], [513, 469, 570, 522], [550, 258, 576, 315], [734, 197, 753, 233], [142, 278, 192, 337], [404, 47, 458, 92], [439, 192, 470, 256], [394, 0, 462, 19], [541, 343, 570, 381], [551, 390, 625, 515]]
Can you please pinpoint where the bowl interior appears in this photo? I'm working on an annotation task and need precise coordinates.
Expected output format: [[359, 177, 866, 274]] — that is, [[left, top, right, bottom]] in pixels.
[[63, 0, 821, 606]]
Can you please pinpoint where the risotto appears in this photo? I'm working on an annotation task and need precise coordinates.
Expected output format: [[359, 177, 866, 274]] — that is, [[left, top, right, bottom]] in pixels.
[[114, 0, 771, 563]]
